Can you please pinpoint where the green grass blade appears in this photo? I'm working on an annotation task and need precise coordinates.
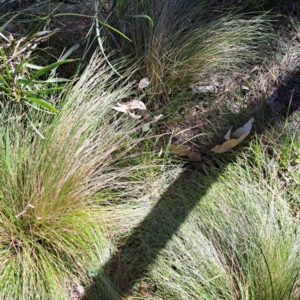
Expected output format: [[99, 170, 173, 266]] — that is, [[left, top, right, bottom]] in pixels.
[[35, 86, 64, 94], [50, 40, 85, 77], [0, 75, 10, 88], [0, 85, 11, 94], [25, 96, 58, 112], [12, 61, 27, 78], [23, 87, 64, 95], [23, 18, 48, 44], [0, 13, 20, 33], [27, 117, 45, 139], [26, 63, 43, 70], [5, 128, 12, 174], [97, 19, 132, 42], [0, 49, 12, 80], [0, 32, 10, 43], [95, 19, 123, 78], [130, 14, 154, 27], [17, 78, 70, 85], [120, 0, 126, 14]]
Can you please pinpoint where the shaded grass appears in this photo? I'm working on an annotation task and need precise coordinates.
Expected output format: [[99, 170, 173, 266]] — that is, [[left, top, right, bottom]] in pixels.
[[93, 119, 300, 299], [102, 0, 277, 109]]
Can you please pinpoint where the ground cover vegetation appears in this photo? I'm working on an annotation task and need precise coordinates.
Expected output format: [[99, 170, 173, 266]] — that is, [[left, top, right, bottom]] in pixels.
[[0, 0, 299, 299]]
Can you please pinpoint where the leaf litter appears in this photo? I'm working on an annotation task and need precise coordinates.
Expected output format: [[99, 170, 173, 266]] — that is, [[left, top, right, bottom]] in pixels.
[[211, 117, 254, 153], [170, 144, 202, 162], [112, 99, 162, 121]]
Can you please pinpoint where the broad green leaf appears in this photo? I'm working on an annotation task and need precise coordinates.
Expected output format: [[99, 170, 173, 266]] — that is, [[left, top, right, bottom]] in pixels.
[[35, 86, 64, 94], [25, 60, 73, 86], [23, 86, 64, 95], [26, 96, 58, 112], [0, 85, 11, 94], [43, 78, 70, 83]]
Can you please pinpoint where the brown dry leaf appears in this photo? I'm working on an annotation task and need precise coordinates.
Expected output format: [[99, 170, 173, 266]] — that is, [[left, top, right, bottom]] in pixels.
[[211, 133, 249, 153], [171, 145, 202, 162], [171, 144, 191, 156], [187, 151, 202, 161], [211, 117, 254, 153]]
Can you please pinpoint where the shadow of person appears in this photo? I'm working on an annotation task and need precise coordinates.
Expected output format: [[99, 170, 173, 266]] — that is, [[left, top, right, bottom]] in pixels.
[[86, 69, 300, 299]]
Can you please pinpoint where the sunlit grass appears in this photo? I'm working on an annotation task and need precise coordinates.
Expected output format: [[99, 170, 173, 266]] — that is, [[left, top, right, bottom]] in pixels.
[[0, 53, 165, 299]]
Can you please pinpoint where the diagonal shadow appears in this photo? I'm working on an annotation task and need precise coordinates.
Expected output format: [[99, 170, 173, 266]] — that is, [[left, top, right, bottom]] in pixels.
[[86, 69, 300, 299]]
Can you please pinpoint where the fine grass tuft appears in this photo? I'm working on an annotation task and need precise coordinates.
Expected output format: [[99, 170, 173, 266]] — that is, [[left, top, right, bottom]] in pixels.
[[105, 0, 277, 107], [0, 53, 156, 299]]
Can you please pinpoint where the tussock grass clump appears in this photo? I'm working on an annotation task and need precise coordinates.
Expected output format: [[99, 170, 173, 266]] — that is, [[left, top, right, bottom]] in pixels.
[[0, 54, 156, 299], [107, 0, 276, 105], [151, 129, 300, 299], [143, 148, 299, 299]]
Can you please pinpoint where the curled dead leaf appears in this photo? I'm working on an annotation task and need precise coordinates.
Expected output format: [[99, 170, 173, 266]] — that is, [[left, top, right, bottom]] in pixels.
[[112, 100, 147, 119], [231, 117, 254, 139], [112, 100, 146, 112], [211, 133, 249, 153], [211, 117, 254, 153], [224, 127, 232, 141]]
